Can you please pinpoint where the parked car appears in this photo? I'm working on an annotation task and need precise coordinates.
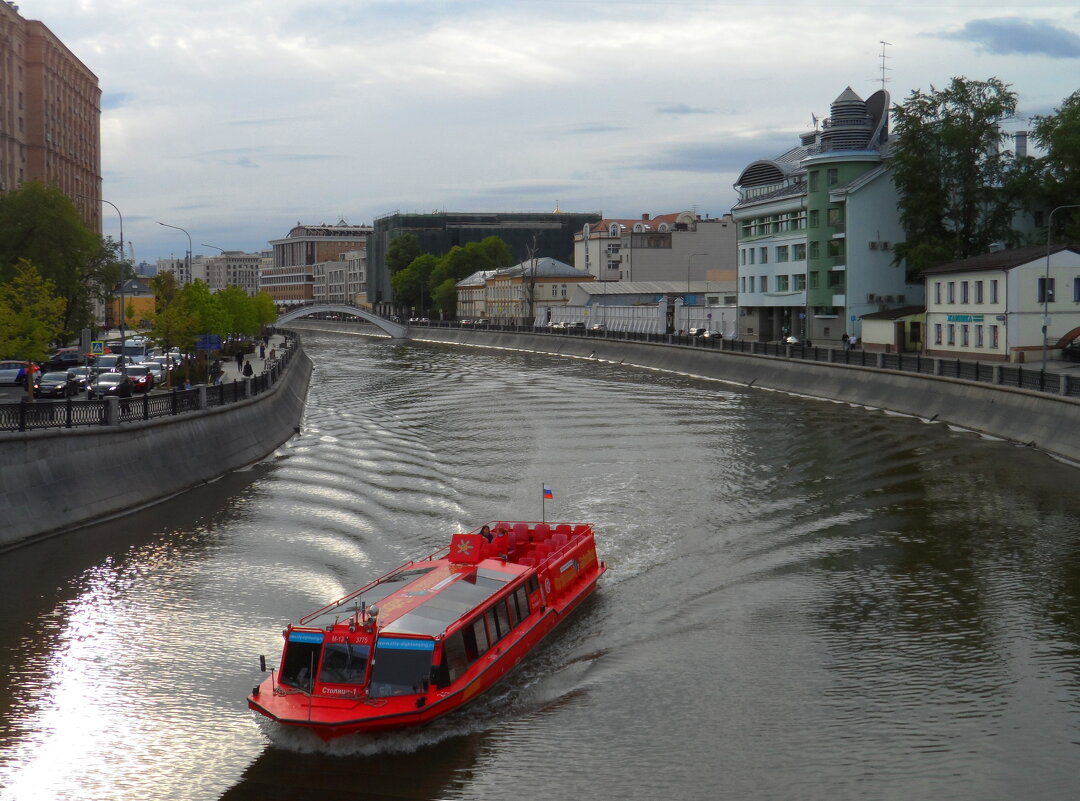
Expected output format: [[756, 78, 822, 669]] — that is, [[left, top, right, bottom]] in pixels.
[[0, 360, 31, 386], [570, 321, 586, 330], [688, 327, 708, 338], [549, 321, 567, 330], [34, 370, 82, 399], [89, 372, 134, 398], [590, 323, 607, 331], [703, 330, 722, 339], [44, 347, 86, 370], [123, 365, 155, 393]]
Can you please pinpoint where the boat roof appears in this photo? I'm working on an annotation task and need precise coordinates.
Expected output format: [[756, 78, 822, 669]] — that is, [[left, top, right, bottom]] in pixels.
[[302, 559, 523, 637]]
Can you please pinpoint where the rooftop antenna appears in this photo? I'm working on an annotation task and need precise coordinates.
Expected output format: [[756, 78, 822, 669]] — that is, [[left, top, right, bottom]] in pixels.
[[878, 41, 892, 91]]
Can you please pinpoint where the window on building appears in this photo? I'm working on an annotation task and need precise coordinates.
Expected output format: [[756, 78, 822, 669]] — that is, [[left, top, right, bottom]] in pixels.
[[793, 243, 806, 261], [961, 281, 969, 304], [759, 247, 768, 264], [990, 325, 999, 349], [1075, 277, 1080, 302], [947, 324, 956, 345], [935, 323, 943, 344], [827, 239, 844, 261], [740, 249, 746, 266], [809, 271, 819, 289], [935, 281, 942, 305], [809, 172, 819, 192], [761, 276, 768, 292], [947, 282, 955, 303], [1038, 277, 1056, 303], [990, 279, 999, 304], [961, 324, 969, 347], [741, 276, 746, 293], [976, 325, 984, 348], [827, 207, 843, 227], [748, 249, 755, 265], [776, 275, 790, 291], [974, 280, 983, 304], [809, 241, 820, 259], [809, 210, 819, 228], [776, 245, 789, 263], [794, 273, 806, 291]]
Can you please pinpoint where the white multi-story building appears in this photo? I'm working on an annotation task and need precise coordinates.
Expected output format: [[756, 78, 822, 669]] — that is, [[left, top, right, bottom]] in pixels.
[[313, 248, 368, 306], [204, 251, 262, 296]]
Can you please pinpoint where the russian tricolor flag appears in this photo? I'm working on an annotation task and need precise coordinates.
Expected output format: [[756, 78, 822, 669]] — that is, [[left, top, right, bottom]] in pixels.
[[543, 486, 554, 500]]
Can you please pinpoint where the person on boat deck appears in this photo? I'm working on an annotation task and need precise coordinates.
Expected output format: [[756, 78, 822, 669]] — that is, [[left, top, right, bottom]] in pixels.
[[479, 525, 493, 542]]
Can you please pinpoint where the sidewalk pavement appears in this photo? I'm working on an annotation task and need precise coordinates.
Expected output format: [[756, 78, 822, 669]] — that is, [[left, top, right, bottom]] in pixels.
[[215, 334, 289, 383]]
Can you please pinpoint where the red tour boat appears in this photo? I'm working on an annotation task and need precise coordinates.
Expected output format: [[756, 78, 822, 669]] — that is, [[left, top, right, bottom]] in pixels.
[[248, 521, 606, 740]]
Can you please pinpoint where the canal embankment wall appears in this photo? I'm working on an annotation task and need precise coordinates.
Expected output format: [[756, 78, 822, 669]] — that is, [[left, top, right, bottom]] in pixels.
[[0, 346, 313, 550], [294, 321, 1080, 466]]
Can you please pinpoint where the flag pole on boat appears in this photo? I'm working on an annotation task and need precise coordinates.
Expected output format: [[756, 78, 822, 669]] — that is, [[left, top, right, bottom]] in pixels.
[[542, 484, 553, 521]]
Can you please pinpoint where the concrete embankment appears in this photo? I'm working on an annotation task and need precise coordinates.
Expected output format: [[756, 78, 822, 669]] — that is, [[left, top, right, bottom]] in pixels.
[[294, 321, 1080, 466], [0, 346, 313, 550]]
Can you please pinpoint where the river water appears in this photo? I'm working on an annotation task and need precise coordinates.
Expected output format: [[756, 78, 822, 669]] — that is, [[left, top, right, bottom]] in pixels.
[[2, 330, 1079, 801]]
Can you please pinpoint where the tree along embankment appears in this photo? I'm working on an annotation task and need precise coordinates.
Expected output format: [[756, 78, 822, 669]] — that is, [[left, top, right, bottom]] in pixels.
[[0, 346, 313, 550], [294, 320, 1080, 466]]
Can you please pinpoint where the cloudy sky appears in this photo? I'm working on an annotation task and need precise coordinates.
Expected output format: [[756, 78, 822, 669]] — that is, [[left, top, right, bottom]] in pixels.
[[23, 0, 1080, 263]]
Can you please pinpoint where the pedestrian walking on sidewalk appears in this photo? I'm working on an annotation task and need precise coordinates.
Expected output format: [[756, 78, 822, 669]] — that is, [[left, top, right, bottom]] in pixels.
[[259, 343, 266, 359], [243, 361, 253, 377], [235, 351, 243, 369]]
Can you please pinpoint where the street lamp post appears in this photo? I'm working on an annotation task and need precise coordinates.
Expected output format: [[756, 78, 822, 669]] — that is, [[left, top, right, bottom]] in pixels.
[[157, 221, 192, 287], [687, 253, 707, 334], [1043, 205, 1080, 368], [78, 194, 126, 347]]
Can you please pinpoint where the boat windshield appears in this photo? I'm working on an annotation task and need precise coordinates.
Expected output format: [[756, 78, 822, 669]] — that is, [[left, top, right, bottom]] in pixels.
[[318, 642, 369, 685], [367, 638, 435, 697]]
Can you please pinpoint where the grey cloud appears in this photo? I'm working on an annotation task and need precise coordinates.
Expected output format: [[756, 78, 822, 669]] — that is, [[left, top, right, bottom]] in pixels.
[[644, 135, 799, 174], [657, 103, 712, 115], [939, 18, 1080, 58], [101, 92, 133, 110]]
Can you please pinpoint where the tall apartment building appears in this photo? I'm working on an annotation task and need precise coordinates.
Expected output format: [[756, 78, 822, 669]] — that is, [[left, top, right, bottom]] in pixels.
[[732, 87, 919, 344], [313, 248, 367, 306], [264, 221, 372, 306], [204, 250, 263, 296], [0, 2, 101, 229], [573, 211, 737, 283]]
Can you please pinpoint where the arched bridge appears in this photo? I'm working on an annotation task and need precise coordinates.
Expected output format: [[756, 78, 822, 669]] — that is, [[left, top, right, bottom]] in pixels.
[[275, 304, 408, 338]]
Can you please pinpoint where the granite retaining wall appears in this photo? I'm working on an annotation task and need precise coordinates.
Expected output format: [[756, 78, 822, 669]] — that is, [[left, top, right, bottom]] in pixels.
[[0, 347, 313, 549]]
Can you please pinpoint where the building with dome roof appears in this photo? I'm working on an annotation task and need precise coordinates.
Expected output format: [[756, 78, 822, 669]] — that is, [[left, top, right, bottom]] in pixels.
[[732, 87, 921, 345]]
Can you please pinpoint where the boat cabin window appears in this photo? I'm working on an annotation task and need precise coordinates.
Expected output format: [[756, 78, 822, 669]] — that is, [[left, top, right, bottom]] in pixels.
[[526, 575, 539, 595], [318, 642, 369, 685], [471, 617, 489, 656], [441, 631, 470, 683], [368, 638, 435, 697], [512, 586, 530, 620], [279, 632, 324, 692]]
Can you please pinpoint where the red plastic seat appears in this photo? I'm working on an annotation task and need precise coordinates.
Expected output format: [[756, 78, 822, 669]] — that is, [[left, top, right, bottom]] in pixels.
[[554, 524, 572, 537], [550, 533, 569, 550], [532, 522, 551, 541]]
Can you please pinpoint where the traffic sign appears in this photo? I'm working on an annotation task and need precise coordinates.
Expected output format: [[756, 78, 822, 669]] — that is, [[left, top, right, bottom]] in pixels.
[[90, 340, 105, 355]]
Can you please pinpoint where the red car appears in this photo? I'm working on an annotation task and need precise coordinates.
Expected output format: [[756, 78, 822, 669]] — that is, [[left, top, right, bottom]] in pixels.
[[123, 365, 155, 393]]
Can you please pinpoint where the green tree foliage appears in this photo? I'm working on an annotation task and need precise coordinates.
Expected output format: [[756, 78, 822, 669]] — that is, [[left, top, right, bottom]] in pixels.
[[1032, 90, 1080, 240], [431, 278, 458, 317], [0, 182, 112, 341], [386, 233, 422, 275], [216, 285, 259, 337], [0, 259, 66, 360], [253, 291, 278, 329], [391, 253, 438, 312], [891, 77, 1023, 277]]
